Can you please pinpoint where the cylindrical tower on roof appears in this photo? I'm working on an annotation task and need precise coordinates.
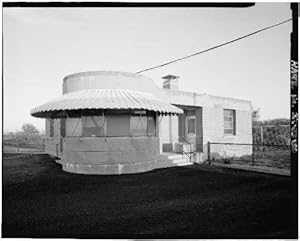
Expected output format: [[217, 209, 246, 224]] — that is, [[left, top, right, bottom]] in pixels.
[[62, 71, 165, 97]]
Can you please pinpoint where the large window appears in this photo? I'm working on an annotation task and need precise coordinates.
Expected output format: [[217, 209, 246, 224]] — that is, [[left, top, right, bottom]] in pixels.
[[147, 115, 156, 136], [107, 115, 130, 137], [79, 112, 156, 137], [66, 118, 82, 136], [130, 115, 147, 136], [82, 116, 105, 137], [130, 111, 156, 136], [224, 109, 236, 135]]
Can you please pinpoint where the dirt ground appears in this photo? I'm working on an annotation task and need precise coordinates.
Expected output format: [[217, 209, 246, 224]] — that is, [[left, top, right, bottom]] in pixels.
[[2, 153, 297, 238]]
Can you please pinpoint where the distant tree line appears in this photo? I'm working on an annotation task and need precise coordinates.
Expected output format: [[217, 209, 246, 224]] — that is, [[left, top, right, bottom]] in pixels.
[[4, 123, 45, 149], [252, 109, 290, 146]]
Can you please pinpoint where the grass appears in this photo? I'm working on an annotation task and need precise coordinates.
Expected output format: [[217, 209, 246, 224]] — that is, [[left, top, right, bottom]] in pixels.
[[3, 144, 44, 153], [2, 154, 296, 238]]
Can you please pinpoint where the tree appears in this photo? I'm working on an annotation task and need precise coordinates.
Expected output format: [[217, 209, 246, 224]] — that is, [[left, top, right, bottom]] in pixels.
[[21, 123, 39, 134], [252, 108, 260, 125]]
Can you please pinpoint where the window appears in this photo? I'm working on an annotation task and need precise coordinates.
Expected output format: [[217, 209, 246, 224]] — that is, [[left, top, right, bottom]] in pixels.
[[107, 115, 130, 137], [49, 119, 54, 137], [224, 109, 236, 135], [130, 115, 147, 136], [147, 115, 156, 136], [82, 116, 105, 137], [66, 118, 82, 136], [79, 112, 156, 137], [186, 116, 196, 135]]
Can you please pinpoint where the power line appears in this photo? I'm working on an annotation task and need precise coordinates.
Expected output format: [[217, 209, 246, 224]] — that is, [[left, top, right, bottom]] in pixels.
[[136, 18, 292, 74]]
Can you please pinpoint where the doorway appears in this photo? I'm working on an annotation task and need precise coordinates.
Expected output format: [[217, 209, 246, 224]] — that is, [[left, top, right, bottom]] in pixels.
[[177, 106, 203, 152]]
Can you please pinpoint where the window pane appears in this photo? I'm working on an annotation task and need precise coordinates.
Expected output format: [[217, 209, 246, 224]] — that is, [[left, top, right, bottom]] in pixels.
[[130, 116, 147, 136], [147, 115, 156, 136], [60, 119, 66, 137], [66, 118, 82, 136], [107, 115, 130, 137], [224, 109, 233, 116], [49, 119, 54, 137], [224, 128, 233, 134], [186, 110, 196, 116], [224, 116, 232, 121], [187, 118, 196, 134], [224, 121, 233, 129], [224, 109, 235, 135], [82, 116, 105, 137]]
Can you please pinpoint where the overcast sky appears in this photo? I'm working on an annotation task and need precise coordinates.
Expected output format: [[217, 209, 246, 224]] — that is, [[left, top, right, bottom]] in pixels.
[[3, 3, 291, 132]]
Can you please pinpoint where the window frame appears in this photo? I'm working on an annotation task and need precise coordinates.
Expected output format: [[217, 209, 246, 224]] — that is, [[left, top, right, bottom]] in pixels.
[[223, 109, 236, 135], [82, 115, 106, 137], [130, 114, 148, 137]]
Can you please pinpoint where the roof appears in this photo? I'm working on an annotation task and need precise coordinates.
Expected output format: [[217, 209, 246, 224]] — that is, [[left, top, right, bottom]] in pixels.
[[30, 89, 183, 118]]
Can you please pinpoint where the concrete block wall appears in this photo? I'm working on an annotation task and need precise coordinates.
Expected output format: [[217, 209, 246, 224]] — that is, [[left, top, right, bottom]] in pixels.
[[202, 107, 252, 160], [162, 88, 253, 159], [62, 136, 160, 174]]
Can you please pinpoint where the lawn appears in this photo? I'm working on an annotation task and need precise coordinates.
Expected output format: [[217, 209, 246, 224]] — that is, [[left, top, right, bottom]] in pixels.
[[3, 144, 44, 153], [2, 154, 296, 238]]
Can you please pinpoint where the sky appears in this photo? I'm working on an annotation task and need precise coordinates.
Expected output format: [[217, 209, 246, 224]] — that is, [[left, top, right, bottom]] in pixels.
[[3, 3, 292, 132]]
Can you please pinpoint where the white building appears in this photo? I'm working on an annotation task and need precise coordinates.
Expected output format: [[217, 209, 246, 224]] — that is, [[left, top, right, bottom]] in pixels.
[[31, 71, 252, 174]]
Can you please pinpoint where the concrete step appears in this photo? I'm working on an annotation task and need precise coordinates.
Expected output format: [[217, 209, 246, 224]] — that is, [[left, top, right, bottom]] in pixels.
[[161, 152, 206, 164], [172, 157, 190, 164], [159, 153, 192, 167], [176, 162, 193, 166], [162, 153, 185, 160]]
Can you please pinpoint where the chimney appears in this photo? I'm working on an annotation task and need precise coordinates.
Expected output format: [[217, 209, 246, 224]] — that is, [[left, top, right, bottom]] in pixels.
[[162, 74, 179, 90]]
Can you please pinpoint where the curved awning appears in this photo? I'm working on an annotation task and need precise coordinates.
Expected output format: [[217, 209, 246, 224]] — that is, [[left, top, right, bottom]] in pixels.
[[30, 89, 183, 118]]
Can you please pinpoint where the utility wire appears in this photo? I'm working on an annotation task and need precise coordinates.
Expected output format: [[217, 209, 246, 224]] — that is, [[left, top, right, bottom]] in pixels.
[[136, 18, 292, 74]]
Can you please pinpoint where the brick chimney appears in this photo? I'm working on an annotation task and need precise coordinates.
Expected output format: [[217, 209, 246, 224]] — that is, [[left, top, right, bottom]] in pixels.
[[162, 74, 179, 90]]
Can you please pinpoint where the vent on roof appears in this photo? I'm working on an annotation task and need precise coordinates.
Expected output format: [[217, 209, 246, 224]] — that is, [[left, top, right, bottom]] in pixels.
[[162, 74, 179, 90]]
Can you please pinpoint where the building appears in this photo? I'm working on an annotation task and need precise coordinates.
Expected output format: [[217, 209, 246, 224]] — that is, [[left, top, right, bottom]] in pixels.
[[31, 71, 252, 175]]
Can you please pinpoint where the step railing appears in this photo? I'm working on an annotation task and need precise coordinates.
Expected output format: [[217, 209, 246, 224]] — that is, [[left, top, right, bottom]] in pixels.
[[181, 137, 195, 163]]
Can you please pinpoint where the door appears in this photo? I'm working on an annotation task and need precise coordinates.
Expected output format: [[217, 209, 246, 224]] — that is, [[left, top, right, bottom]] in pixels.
[[185, 110, 196, 151]]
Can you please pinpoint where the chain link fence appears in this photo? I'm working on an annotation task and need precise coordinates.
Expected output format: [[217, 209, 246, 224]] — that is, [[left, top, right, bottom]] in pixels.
[[207, 125, 291, 172], [207, 142, 290, 170]]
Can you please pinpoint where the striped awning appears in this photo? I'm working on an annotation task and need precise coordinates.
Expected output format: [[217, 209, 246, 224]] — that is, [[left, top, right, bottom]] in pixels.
[[30, 89, 183, 118]]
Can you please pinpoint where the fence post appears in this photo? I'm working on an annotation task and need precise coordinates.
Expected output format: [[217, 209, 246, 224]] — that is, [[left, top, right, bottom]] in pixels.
[[252, 143, 255, 166], [207, 141, 211, 165], [260, 125, 264, 145]]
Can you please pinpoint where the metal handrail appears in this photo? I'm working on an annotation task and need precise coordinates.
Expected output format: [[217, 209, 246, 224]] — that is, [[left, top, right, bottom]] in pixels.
[[181, 137, 195, 162], [182, 136, 191, 145]]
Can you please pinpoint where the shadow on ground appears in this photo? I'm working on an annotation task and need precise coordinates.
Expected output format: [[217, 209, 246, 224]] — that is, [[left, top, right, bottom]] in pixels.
[[2, 153, 296, 238]]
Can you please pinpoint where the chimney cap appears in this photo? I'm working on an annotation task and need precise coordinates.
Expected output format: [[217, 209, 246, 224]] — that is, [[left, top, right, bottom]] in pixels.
[[162, 74, 180, 80]]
